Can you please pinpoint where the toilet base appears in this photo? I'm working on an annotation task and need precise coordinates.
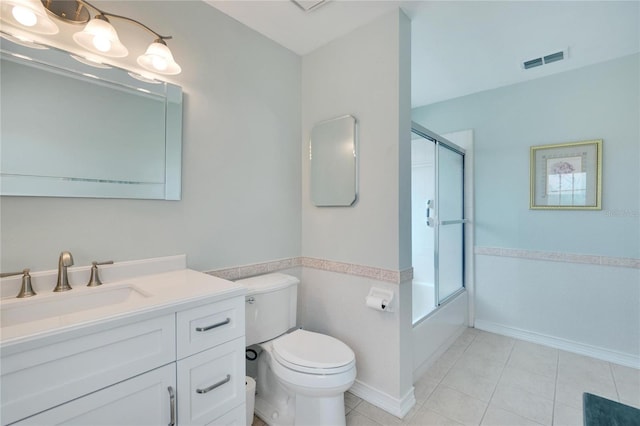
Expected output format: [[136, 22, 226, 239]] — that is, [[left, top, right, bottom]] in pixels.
[[254, 393, 346, 426], [254, 394, 294, 426], [294, 394, 346, 426]]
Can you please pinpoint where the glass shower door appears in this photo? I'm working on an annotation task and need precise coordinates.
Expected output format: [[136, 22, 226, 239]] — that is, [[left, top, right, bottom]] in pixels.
[[436, 144, 465, 304], [411, 123, 465, 324], [411, 133, 436, 322]]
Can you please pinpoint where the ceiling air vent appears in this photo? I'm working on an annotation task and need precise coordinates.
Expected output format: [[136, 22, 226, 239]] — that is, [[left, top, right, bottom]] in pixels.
[[521, 48, 569, 70], [523, 57, 543, 69]]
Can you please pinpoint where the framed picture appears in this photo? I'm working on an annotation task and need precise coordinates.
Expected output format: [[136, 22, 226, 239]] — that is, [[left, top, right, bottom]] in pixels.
[[530, 139, 602, 210]]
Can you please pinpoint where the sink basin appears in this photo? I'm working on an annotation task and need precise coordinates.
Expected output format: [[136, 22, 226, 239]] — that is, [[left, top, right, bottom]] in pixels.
[[1, 284, 149, 328]]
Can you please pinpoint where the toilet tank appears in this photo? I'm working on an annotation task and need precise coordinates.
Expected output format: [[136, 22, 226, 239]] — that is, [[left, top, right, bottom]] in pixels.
[[236, 273, 298, 346]]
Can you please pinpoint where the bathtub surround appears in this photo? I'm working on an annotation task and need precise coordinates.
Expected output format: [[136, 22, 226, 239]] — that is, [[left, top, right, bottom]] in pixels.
[[413, 53, 640, 367]]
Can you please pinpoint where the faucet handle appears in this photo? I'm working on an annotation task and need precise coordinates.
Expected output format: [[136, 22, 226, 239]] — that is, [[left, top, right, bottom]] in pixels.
[[0, 270, 27, 278], [87, 261, 114, 287], [1, 269, 36, 298]]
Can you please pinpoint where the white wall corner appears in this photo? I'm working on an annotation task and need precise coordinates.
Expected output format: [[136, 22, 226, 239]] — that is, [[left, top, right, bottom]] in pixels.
[[349, 380, 416, 419]]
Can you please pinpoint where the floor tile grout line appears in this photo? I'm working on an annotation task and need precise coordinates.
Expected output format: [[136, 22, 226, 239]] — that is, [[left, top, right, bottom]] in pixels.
[[349, 402, 388, 426], [477, 340, 515, 425], [551, 347, 560, 426], [417, 331, 481, 425], [609, 362, 622, 402]]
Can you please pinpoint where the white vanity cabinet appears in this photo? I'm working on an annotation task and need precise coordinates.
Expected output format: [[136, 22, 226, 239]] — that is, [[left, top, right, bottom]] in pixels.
[[14, 364, 177, 425], [2, 291, 246, 426], [176, 299, 246, 425]]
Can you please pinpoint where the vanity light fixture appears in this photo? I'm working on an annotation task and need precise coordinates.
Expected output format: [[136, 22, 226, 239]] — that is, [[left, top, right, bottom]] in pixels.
[[137, 39, 181, 75], [0, 0, 59, 34], [1, 0, 182, 75], [71, 0, 181, 74], [73, 14, 127, 57], [73, 14, 129, 58]]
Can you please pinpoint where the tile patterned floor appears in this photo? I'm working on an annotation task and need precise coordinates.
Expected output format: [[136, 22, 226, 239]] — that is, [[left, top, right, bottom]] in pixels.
[[253, 328, 640, 426]]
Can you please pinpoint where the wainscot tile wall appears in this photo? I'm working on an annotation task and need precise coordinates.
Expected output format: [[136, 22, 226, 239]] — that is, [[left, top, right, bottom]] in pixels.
[[207, 257, 413, 284], [475, 247, 640, 269]]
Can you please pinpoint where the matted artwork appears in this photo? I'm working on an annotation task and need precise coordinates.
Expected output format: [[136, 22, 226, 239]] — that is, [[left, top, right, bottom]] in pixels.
[[530, 140, 602, 210]]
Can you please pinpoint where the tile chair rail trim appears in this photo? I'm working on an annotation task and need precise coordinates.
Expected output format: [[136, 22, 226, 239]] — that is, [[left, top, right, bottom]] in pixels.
[[206, 257, 413, 284], [475, 246, 640, 269]]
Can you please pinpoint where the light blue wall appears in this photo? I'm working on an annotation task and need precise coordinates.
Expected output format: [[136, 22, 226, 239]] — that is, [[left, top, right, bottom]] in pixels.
[[413, 54, 639, 258]]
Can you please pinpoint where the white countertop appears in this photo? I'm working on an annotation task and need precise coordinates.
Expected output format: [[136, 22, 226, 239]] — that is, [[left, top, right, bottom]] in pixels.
[[0, 269, 245, 349]]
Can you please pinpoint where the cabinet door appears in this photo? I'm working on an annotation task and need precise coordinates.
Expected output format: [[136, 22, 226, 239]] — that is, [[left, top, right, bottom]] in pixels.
[[15, 364, 176, 426], [177, 337, 245, 425], [2, 314, 176, 425]]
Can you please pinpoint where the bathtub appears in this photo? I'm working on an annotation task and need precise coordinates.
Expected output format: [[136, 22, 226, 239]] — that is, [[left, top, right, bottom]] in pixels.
[[412, 280, 435, 323]]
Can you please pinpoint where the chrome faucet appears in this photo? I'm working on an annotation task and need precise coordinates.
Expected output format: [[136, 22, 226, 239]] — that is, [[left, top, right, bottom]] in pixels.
[[54, 251, 74, 292]]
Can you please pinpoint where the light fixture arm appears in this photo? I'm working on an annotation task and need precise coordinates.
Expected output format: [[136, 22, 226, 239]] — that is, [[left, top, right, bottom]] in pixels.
[[77, 0, 172, 42]]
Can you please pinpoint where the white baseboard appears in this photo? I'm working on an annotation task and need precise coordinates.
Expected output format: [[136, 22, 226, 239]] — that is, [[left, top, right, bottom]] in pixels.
[[474, 319, 640, 368], [348, 380, 416, 419]]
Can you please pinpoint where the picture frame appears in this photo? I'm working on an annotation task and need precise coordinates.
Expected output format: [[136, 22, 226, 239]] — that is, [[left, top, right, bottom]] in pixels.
[[530, 139, 602, 210]]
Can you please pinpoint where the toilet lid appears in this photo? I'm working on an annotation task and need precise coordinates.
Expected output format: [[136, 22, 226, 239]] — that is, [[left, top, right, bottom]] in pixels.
[[272, 329, 355, 374]]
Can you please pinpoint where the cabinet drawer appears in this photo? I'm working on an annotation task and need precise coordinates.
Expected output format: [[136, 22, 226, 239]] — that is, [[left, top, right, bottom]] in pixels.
[[177, 336, 245, 425], [176, 296, 244, 359], [206, 404, 246, 426], [14, 364, 176, 426], [1, 314, 175, 425]]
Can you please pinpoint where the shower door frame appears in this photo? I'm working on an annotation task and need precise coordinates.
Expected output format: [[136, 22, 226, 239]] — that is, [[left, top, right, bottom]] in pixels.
[[411, 122, 466, 324]]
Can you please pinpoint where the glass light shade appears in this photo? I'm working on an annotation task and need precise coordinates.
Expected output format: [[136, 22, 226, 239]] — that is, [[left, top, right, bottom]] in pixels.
[[73, 18, 128, 58], [70, 54, 112, 69], [137, 41, 181, 75], [0, 31, 48, 49], [0, 0, 59, 34]]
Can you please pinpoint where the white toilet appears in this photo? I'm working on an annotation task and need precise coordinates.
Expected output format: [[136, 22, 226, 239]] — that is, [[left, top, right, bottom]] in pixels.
[[238, 273, 356, 426]]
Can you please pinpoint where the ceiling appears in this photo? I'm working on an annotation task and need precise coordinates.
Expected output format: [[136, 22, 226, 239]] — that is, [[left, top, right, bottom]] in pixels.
[[207, 0, 639, 107]]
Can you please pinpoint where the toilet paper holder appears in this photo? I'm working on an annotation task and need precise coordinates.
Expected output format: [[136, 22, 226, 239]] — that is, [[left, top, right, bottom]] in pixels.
[[365, 287, 394, 312]]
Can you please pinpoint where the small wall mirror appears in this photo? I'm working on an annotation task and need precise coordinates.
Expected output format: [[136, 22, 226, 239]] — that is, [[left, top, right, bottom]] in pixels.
[[0, 36, 182, 200], [310, 115, 358, 207]]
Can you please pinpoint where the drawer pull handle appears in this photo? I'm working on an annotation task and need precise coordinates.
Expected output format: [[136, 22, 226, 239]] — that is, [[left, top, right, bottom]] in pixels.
[[196, 374, 231, 394], [167, 386, 176, 426], [195, 318, 231, 332]]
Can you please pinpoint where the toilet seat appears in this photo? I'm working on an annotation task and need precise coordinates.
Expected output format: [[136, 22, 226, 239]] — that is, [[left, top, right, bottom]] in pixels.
[[272, 329, 355, 375]]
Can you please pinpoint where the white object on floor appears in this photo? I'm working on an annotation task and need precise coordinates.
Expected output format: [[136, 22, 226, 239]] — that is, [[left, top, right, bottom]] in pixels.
[[246, 376, 256, 426]]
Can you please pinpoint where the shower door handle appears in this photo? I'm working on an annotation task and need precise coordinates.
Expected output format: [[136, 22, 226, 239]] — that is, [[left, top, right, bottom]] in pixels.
[[426, 200, 435, 227]]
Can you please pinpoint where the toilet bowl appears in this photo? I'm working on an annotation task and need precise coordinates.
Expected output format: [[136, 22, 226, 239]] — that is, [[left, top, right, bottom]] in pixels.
[[237, 273, 357, 426]]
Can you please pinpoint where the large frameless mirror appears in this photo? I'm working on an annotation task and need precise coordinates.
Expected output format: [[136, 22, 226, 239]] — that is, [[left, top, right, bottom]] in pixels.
[[310, 115, 358, 207], [0, 35, 182, 200]]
